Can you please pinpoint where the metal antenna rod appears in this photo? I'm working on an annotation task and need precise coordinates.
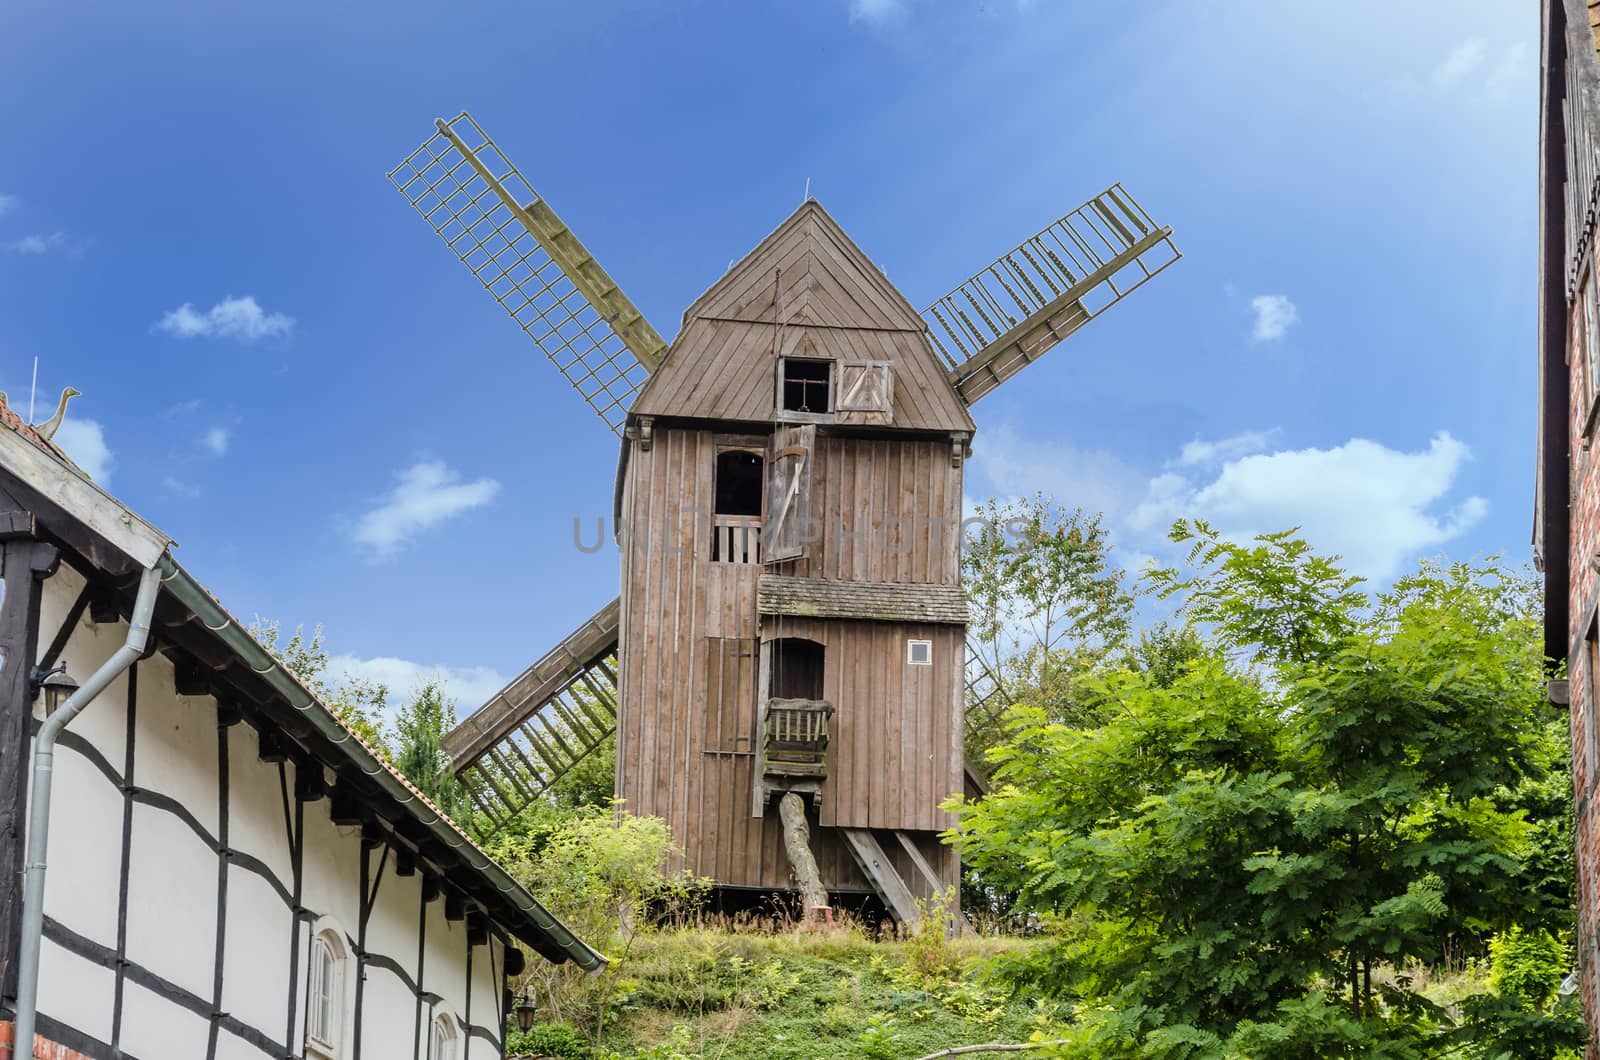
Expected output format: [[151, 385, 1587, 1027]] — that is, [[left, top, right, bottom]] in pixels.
[[28, 356, 37, 423], [803, 177, 811, 202]]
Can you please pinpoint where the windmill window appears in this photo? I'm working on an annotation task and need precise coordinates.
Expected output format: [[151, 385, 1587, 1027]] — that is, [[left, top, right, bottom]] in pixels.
[[838, 362, 893, 413], [770, 637, 825, 701], [780, 358, 832, 414], [714, 450, 764, 516], [712, 447, 764, 563], [906, 639, 933, 666]]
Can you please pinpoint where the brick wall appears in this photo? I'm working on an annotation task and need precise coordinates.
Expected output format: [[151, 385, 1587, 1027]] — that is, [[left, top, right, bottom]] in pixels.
[[0, 1022, 92, 1060], [1567, 273, 1600, 1051]]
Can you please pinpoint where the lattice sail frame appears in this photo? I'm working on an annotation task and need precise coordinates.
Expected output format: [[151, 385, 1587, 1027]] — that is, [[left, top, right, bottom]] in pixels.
[[923, 183, 1179, 406], [389, 112, 665, 435]]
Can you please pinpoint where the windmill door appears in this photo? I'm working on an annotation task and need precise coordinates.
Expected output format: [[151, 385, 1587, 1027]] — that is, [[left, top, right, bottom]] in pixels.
[[764, 424, 814, 563]]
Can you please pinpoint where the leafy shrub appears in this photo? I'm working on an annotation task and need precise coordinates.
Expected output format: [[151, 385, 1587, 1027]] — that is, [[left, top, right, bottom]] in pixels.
[[491, 804, 710, 1037], [1489, 926, 1569, 1009], [507, 1021, 589, 1058]]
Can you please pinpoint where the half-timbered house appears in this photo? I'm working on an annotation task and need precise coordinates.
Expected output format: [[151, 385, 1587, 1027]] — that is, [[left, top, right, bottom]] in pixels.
[[0, 399, 602, 1060]]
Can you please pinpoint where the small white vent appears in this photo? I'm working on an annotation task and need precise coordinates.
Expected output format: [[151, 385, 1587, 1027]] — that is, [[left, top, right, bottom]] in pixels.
[[906, 639, 932, 666]]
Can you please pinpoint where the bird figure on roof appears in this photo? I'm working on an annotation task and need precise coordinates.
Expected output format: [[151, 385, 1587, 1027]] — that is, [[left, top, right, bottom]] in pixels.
[[35, 386, 80, 442]]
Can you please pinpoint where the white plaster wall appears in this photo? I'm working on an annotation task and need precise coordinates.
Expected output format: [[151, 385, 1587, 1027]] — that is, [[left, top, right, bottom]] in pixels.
[[366, 858, 422, 970], [36, 940, 114, 1045], [227, 722, 296, 889], [300, 800, 363, 936], [118, 979, 212, 1059], [422, 892, 471, 1026], [221, 868, 294, 1036], [126, 800, 219, 1000], [361, 970, 418, 1058], [38, 738, 122, 941], [470, 937, 505, 1050]]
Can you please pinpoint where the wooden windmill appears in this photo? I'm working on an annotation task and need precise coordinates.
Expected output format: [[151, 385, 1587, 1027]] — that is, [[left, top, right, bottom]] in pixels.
[[389, 112, 1178, 922]]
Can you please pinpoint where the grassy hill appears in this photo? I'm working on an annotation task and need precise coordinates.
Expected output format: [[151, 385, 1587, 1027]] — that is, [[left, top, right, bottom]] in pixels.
[[507, 926, 1058, 1060]]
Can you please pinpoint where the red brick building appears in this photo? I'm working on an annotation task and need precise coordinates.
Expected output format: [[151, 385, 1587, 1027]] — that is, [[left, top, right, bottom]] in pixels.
[[1539, 0, 1600, 1044]]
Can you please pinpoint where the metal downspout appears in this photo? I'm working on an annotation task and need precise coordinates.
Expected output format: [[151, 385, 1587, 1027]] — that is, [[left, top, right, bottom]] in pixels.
[[10, 560, 165, 1056]]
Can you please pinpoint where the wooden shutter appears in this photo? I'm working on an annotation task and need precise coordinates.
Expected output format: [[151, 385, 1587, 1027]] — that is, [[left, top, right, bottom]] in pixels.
[[838, 362, 892, 414], [703, 636, 757, 752], [764, 424, 814, 563]]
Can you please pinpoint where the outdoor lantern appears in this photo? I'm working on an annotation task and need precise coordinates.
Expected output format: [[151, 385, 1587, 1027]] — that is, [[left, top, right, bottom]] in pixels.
[[514, 991, 537, 1033], [32, 664, 79, 716]]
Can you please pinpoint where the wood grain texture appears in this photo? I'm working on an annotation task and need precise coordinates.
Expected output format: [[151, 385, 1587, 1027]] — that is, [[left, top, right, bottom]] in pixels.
[[633, 203, 973, 433]]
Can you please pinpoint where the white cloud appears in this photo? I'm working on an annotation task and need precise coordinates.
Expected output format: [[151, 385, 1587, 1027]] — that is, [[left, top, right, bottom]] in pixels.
[[326, 653, 508, 717], [202, 425, 230, 457], [1130, 432, 1487, 582], [969, 423, 1148, 523], [352, 460, 501, 560], [5, 232, 70, 256], [1432, 39, 1487, 89], [0, 195, 18, 217], [850, 0, 907, 23], [162, 476, 201, 497], [1175, 429, 1278, 467], [52, 418, 114, 485], [1250, 294, 1298, 342], [156, 295, 294, 342]]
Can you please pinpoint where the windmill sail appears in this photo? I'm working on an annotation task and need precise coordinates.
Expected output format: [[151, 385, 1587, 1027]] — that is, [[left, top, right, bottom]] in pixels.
[[442, 598, 621, 835], [389, 112, 667, 435], [924, 184, 1179, 406]]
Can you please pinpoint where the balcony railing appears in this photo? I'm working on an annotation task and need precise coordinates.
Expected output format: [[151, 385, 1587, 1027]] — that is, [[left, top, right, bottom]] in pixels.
[[710, 514, 762, 564], [760, 698, 832, 782]]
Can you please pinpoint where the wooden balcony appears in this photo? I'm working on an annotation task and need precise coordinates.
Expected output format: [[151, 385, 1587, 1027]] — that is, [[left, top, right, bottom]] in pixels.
[[710, 514, 762, 564], [758, 698, 832, 787]]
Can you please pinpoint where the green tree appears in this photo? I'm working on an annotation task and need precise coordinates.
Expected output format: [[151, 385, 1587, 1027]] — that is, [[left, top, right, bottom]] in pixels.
[[950, 523, 1581, 1056], [963, 494, 1135, 755], [390, 678, 472, 821], [249, 619, 390, 749]]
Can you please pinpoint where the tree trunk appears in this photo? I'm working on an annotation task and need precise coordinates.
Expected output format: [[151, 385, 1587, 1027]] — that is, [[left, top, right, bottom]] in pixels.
[[777, 792, 829, 919]]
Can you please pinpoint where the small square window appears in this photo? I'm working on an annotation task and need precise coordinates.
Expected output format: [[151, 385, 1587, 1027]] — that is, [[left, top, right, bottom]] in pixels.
[[780, 358, 832, 414], [906, 639, 932, 666]]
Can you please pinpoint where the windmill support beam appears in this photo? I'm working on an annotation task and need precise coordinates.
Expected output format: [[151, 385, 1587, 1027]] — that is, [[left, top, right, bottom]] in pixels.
[[776, 793, 829, 920]]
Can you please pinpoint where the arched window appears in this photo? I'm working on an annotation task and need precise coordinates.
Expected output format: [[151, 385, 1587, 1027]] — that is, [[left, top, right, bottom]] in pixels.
[[770, 637, 825, 701], [306, 927, 348, 1058], [714, 449, 764, 516], [429, 1012, 460, 1060]]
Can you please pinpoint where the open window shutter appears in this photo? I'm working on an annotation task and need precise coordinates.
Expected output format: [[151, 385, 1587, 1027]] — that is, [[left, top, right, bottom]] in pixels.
[[764, 424, 814, 562], [838, 362, 892, 413]]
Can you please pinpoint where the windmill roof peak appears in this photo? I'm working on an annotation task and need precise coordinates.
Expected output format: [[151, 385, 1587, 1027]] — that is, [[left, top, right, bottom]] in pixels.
[[678, 198, 924, 330]]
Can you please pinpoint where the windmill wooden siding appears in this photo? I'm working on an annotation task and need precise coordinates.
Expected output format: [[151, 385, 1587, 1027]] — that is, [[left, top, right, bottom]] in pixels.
[[616, 418, 966, 892]]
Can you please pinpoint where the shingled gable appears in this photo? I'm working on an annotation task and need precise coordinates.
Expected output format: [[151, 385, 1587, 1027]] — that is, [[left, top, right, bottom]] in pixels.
[[630, 200, 975, 433]]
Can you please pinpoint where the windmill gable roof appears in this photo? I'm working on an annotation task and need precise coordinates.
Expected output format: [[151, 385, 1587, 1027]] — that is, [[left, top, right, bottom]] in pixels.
[[631, 201, 974, 433]]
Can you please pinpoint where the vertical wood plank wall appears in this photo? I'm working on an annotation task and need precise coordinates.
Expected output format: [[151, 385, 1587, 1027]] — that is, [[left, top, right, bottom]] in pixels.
[[617, 426, 964, 892]]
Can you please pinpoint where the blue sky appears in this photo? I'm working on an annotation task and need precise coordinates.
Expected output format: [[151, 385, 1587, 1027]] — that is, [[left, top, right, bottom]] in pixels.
[[1, 1, 1535, 714]]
